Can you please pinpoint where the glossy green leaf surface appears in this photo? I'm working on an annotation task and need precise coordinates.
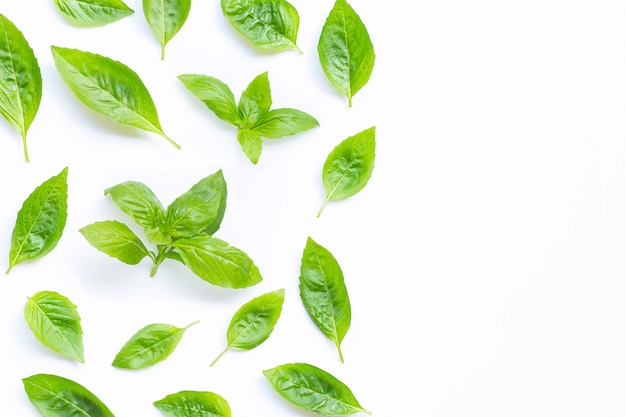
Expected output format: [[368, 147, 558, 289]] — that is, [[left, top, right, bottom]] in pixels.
[[263, 363, 370, 416], [79, 220, 151, 265], [112, 321, 198, 369], [143, 0, 192, 59], [0, 14, 42, 162], [53, 0, 134, 27], [8, 167, 68, 273], [318, 0, 375, 107], [299, 237, 351, 362], [237, 128, 263, 164], [252, 108, 319, 139], [237, 71, 271, 128], [24, 291, 84, 363], [23, 373, 115, 417], [211, 288, 284, 366], [221, 0, 302, 52], [51, 46, 179, 148], [154, 390, 232, 417], [319, 126, 376, 217], [178, 74, 239, 125]]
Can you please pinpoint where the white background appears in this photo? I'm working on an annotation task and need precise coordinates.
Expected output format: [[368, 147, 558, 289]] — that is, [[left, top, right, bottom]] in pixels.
[[2, 0, 626, 416]]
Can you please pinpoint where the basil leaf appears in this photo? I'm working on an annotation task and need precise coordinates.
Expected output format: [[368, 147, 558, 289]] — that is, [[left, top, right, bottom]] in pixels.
[[263, 363, 370, 416], [23, 373, 115, 417], [211, 288, 284, 366], [112, 321, 198, 369], [7, 167, 68, 273], [299, 237, 351, 362], [51, 46, 180, 149], [178, 74, 239, 125], [0, 14, 42, 162], [202, 170, 228, 236], [318, 0, 375, 107], [79, 220, 151, 265], [221, 0, 302, 53], [143, 0, 192, 59], [24, 291, 84, 363], [172, 234, 262, 288], [154, 390, 232, 417], [237, 128, 263, 164], [318, 126, 376, 217], [251, 108, 319, 139], [237, 71, 271, 128], [53, 0, 134, 27]]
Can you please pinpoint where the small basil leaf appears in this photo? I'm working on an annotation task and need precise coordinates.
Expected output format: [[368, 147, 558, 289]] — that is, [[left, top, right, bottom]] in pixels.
[[143, 0, 192, 59], [178, 74, 239, 125], [7, 167, 68, 273], [53, 0, 134, 27], [318, 126, 376, 217], [112, 321, 198, 369], [202, 170, 228, 236], [237, 71, 271, 128], [24, 291, 84, 363], [0, 14, 42, 162], [154, 390, 232, 417], [263, 363, 370, 416], [221, 0, 302, 53], [251, 108, 318, 139], [51, 46, 180, 149], [79, 220, 151, 265], [318, 0, 375, 107], [172, 235, 262, 288], [211, 288, 284, 366], [237, 128, 263, 164], [23, 373, 115, 417]]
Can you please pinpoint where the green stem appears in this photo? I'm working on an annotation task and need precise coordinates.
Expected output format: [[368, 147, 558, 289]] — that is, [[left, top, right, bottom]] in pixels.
[[160, 131, 181, 149], [150, 246, 169, 277], [21, 131, 30, 163], [317, 196, 330, 217], [210, 345, 230, 367], [336, 342, 344, 364]]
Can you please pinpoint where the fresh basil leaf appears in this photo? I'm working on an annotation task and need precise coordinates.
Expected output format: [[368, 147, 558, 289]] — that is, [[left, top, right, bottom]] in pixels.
[[24, 291, 84, 363], [202, 170, 228, 236], [237, 128, 263, 164], [172, 234, 262, 288], [211, 288, 284, 366], [23, 373, 115, 417], [318, 0, 375, 107], [51, 46, 180, 149], [263, 363, 370, 416], [112, 321, 198, 369], [221, 0, 302, 53], [251, 108, 318, 139], [178, 74, 239, 125], [143, 0, 192, 59], [7, 167, 68, 273], [299, 237, 351, 362], [0, 14, 42, 162], [238, 72, 271, 128], [79, 220, 151, 265], [53, 0, 134, 27], [154, 390, 232, 417], [318, 126, 376, 217]]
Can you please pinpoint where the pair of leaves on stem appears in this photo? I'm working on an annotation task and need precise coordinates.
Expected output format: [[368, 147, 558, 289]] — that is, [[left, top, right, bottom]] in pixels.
[[179, 71, 318, 164]]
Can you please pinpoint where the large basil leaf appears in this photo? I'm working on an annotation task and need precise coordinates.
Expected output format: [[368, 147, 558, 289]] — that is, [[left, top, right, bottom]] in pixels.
[[201, 170, 228, 236], [143, 0, 192, 59], [318, 0, 375, 107], [318, 126, 376, 217], [172, 235, 262, 288], [251, 108, 319, 139], [7, 167, 68, 273], [53, 0, 134, 27], [211, 288, 284, 366], [221, 0, 302, 53], [51, 46, 180, 149], [0, 14, 42, 162], [112, 321, 198, 369], [79, 220, 151, 265], [263, 363, 370, 416], [24, 291, 84, 363], [154, 390, 232, 417], [178, 74, 239, 125], [299, 237, 351, 362], [23, 373, 115, 417]]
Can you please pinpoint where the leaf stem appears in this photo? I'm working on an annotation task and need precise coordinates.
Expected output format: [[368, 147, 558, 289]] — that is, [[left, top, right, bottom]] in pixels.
[[21, 131, 30, 162], [161, 44, 165, 61], [210, 345, 230, 367], [336, 342, 344, 363], [160, 131, 181, 149], [317, 196, 330, 217]]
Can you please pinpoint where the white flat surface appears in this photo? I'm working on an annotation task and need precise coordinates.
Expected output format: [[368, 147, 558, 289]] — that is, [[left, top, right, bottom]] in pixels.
[[2, 1, 626, 416]]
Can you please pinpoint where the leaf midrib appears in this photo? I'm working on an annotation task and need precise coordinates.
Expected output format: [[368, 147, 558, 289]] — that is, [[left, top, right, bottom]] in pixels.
[[28, 297, 81, 360]]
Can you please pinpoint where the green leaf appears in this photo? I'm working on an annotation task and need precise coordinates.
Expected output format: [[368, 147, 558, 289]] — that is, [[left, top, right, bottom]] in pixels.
[[0, 14, 42, 162], [221, 0, 302, 53], [251, 108, 318, 139], [201, 170, 228, 236], [53, 0, 134, 27], [154, 390, 232, 417], [143, 0, 192, 59], [237, 128, 263, 164], [24, 291, 84, 363], [7, 167, 68, 273], [172, 234, 262, 288], [263, 363, 370, 416], [79, 220, 151, 265], [178, 74, 239, 125], [318, 126, 376, 217], [23, 373, 115, 417], [299, 237, 351, 362], [237, 71, 271, 128], [318, 0, 375, 107], [211, 288, 284, 366], [51, 46, 180, 149], [112, 321, 198, 369]]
